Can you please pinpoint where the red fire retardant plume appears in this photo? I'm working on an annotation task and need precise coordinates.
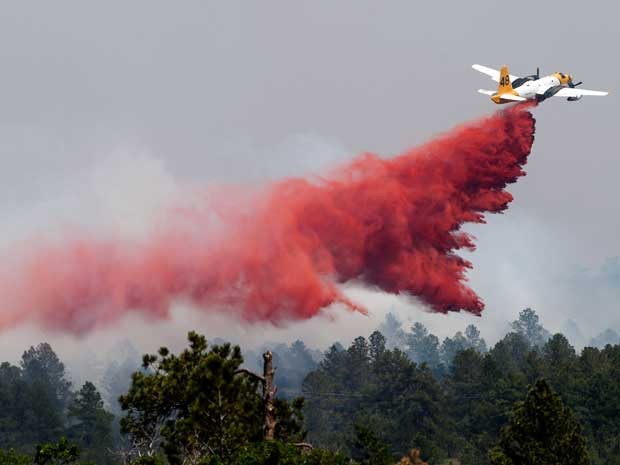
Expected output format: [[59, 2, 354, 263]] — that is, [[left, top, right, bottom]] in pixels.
[[0, 105, 535, 333]]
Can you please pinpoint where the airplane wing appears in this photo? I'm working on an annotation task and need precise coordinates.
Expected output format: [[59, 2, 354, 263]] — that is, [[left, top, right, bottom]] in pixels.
[[497, 93, 527, 101], [551, 87, 609, 98], [472, 64, 520, 83]]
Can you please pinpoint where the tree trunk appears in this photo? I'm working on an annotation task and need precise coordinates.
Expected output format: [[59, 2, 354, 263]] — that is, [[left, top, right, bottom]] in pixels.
[[263, 351, 277, 440]]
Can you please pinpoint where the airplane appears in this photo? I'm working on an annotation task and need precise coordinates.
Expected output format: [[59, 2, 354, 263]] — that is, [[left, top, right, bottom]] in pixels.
[[473, 64, 608, 104]]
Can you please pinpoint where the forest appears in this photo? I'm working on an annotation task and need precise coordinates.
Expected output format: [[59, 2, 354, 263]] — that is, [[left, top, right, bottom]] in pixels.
[[1, 308, 619, 465]]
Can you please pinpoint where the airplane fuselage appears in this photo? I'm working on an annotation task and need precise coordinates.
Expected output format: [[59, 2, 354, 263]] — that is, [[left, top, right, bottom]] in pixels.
[[492, 73, 571, 104]]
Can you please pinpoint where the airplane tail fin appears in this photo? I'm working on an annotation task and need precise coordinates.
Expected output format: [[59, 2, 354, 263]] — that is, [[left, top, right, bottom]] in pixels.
[[497, 65, 513, 93]]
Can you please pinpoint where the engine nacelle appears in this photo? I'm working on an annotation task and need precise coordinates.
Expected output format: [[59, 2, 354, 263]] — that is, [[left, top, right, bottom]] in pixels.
[[542, 85, 563, 100]]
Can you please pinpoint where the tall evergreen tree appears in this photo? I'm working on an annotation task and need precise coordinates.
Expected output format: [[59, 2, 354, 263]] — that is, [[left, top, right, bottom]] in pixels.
[[350, 424, 393, 465], [440, 332, 468, 368], [20, 343, 72, 411], [368, 331, 387, 361], [489, 379, 590, 465], [0, 362, 63, 452], [405, 323, 441, 370], [67, 382, 114, 465], [510, 308, 551, 348], [378, 313, 406, 350], [464, 324, 487, 353]]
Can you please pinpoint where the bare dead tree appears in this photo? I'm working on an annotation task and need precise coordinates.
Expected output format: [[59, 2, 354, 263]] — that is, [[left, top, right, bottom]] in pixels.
[[262, 351, 277, 440], [234, 350, 277, 441]]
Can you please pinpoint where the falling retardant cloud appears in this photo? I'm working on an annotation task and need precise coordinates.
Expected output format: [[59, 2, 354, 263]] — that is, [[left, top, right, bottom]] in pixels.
[[0, 104, 536, 334]]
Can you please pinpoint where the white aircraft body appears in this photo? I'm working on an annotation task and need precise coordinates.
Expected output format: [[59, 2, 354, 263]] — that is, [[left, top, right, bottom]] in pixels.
[[473, 64, 608, 104]]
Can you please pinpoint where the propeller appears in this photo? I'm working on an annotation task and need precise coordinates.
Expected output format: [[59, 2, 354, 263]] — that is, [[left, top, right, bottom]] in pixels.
[[569, 79, 583, 88], [536, 67, 540, 79]]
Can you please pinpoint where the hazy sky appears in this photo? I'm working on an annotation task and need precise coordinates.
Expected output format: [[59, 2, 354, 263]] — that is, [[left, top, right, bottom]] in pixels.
[[0, 1, 618, 365]]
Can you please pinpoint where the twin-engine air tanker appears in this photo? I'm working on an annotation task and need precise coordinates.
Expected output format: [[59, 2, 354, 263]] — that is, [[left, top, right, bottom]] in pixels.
[[473, 64, 608, 104]]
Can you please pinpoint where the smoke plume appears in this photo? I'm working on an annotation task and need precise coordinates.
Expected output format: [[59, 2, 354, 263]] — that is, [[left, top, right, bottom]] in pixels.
[[0, 105, 535, 333]]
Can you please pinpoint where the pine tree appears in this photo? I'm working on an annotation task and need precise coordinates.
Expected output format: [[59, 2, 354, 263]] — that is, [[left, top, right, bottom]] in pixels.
[[464, 324, 487, 353], [489, 379, 590, 465], [119, 332, 304, 465], [440, 332, 468, 368], [67, 382, 114, 465], [0, 362, 63, 452], [351, 424, 393, 465], [405, 323, 441, 369], [20, 343, 72, 411], [33, 438, 80, 465], [510, 308, 551, 348]]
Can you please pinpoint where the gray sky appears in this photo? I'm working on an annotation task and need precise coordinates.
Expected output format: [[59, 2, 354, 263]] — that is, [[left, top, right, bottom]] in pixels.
[[0, 1, 618, 365]]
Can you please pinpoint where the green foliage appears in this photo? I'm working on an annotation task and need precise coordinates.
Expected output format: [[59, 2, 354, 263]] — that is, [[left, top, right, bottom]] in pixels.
[[440, 325, 487, 370], [405, 323, 441, 370], [2, 308, 620, 465], [489, 379, 590, 465], [34, 438, 83, 465], [572, 344, 620, 465], [120, 332, 261, 463], [274, 397, 306, 443], [350, 425, 392, 465], [67, 382, 114, 465], [0, 360, 64, 452], [303, 333, 447, 462], [0, 449, 30, 465], [233, 440, 353, 465], [464, 325, 487, 353], [120, 331, 305, 465], [441, 324, 620, 465], [510, 308, 551, 348], [440, 332, 468, 369], [128, 456, 167, 465], [0, 439, 91, 465], [0, 343, 114, 461], [273, 341, 319, 400], [21, 344, 73, 412]]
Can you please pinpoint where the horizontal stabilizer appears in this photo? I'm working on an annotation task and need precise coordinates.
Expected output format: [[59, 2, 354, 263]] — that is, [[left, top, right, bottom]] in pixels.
[[478, 89, 495, 96]]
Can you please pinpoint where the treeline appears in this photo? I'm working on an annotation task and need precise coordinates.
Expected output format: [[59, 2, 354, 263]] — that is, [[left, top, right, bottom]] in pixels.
[[303, 310, 620, 464], [0, 343, 114, 464], [0, 308, 619, 464]]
